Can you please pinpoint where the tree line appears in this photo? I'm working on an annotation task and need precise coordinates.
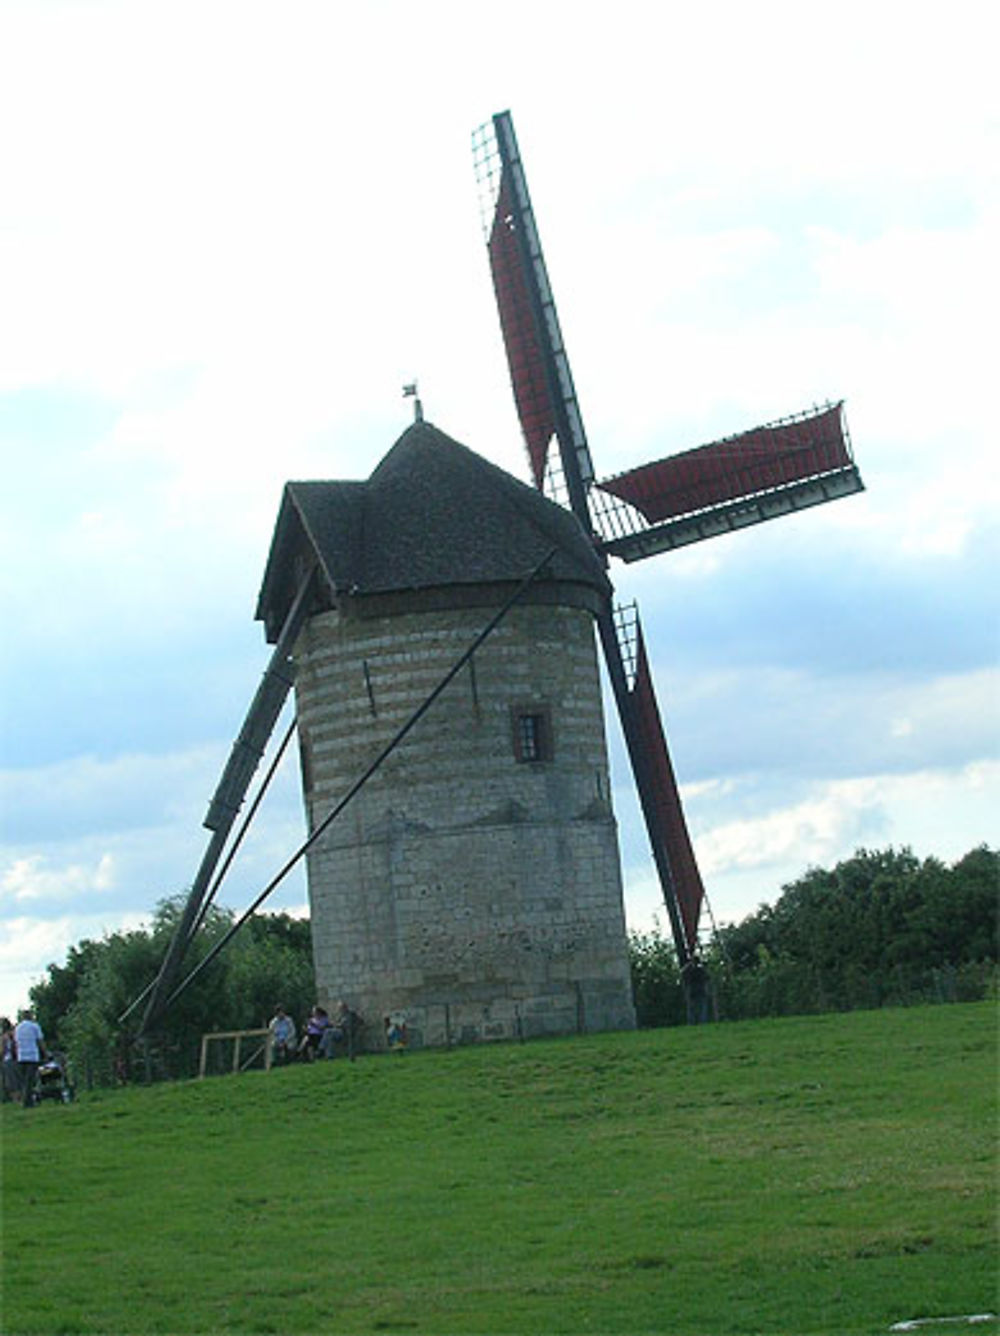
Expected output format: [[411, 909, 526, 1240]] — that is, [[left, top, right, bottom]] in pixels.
[[631, 845, 998, 1027], [25, 844, 997, 1084]]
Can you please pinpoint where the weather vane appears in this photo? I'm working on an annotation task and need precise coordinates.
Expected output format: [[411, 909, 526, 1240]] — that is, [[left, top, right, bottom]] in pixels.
[[402, 382, 424, 423]]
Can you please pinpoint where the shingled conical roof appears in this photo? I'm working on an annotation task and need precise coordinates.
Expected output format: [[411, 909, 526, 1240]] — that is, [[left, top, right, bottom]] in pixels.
[[256, 421, 609, 640]]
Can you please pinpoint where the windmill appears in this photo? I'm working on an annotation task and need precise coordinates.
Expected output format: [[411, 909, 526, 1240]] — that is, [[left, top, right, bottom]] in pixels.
[[471, 111, 863, 1010], [131, 110, 862, 1041]]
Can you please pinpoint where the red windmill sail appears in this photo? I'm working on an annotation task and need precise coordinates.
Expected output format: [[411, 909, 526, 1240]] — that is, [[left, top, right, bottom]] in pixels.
[[487, 172, 555, 489], [630, 625, 704, 949], [598, 403, 851, 523]]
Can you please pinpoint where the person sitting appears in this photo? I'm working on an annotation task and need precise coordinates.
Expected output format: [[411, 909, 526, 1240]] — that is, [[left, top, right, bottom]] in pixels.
[[319, 1000, 363, 1060], [384, 1013, 407, 1054], [268, 1006, 296, 1063], [298, 1006, 331, 1061]]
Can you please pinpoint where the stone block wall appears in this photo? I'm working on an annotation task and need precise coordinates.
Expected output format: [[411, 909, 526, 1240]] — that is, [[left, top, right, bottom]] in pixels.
[[293, 590, 636, 1047]]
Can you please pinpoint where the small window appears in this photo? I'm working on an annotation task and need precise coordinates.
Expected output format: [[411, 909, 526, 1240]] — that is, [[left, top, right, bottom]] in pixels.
[[518, 714, 544, 761], [512, 705, 553, 763]]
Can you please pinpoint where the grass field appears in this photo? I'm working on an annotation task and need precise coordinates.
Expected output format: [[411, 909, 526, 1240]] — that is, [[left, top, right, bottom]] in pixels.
[[2, 1003, 997, 1335]]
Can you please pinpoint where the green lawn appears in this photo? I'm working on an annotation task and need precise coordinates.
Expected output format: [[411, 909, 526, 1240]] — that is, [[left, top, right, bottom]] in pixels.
[[2, 1004, 997, 1335]]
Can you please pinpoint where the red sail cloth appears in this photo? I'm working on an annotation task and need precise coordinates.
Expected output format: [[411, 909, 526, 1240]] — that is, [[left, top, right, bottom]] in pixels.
[[632, 629, 704, 953], [488, 172, 554, 489], [599, 403, 848, 523]]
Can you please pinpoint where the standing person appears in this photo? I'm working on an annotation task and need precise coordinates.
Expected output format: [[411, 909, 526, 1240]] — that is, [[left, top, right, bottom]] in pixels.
[[1, 1017, 21, 1103], [268, 1006, 296, 1063], [14, 1010, 45, 1108]]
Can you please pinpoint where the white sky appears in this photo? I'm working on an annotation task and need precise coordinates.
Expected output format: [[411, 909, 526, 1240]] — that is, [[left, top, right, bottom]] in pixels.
[[1, 0, 997, 1020]]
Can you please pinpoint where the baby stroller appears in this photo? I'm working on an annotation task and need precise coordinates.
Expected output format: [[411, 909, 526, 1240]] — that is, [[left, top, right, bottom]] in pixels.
[[34, 1053, 75, 1105]]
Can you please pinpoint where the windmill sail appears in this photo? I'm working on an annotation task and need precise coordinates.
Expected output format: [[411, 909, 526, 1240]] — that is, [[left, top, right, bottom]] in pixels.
[[474, 112, 594, 515], [595, 402, 863, 562], [599, 403, 853, 523], [602, 604, 705, 958], [485, 169, 555, 489], [628, 619, 705, 949]]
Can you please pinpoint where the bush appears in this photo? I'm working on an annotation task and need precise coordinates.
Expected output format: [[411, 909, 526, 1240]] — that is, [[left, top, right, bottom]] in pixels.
[[630, 845, 998, 1027]]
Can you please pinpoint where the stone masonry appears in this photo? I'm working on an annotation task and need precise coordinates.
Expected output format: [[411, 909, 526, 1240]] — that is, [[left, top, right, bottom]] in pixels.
[[295, 596, 636, 1047]]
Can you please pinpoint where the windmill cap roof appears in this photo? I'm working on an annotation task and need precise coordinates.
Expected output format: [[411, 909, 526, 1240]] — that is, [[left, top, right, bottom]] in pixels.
[[256, 421, 610, 637]]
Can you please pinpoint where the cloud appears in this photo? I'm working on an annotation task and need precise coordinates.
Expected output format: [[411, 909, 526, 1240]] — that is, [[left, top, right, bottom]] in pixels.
[[0, 746, 233, 843], [1, 737, 310, 929], [2, 853, 115, 907], [696, 759, 1000, 905], [696, 782, 885, 878], [0, 909, 150, 1024], [648, 663, 1000, 790], [637, 513, 999, 684], [623, 760, 1000, 934]]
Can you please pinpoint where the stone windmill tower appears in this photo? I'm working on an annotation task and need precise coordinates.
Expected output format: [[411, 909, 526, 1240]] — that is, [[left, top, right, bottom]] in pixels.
[[255, 420, 637, 1047], [136, 112, 861, 1041]]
